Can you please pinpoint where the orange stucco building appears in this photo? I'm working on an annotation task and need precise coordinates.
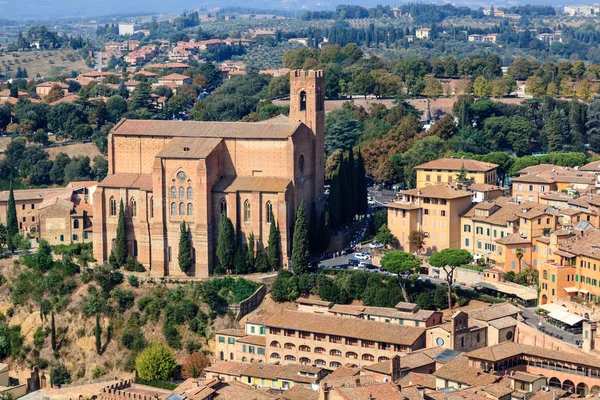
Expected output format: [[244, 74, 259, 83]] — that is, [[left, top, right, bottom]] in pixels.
[[93, 70, 325, 277]]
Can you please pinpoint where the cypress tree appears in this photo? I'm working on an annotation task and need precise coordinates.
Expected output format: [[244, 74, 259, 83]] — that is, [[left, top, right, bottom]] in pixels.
[[178, 221, 192, 272], [308, 201, 319, 253], [291, 201, 309, 275], [318, 206, 330, 252], [355, 150, 368, 216], [114, 199, 127, 266], [338, 156, 352, 222], [216, 213, 235, 270], [51, 310, 57, 352], [347, 148, 356, 217], [545, 109, 563, 153], [246, 233, 255, 272], [95, 313, 102, 355], [6, 182, 18, 251], [267, 214, 280, 269], [329, 174, 342, 228]]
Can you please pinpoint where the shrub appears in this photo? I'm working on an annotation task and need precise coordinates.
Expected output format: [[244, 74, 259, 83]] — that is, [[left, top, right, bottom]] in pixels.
[[51, 364, 71, 386], [135, 343, 176, 381], [181, 353, 210, 378], [128, 275, 139, 287], [415, 291, 434, 310], [92, 366, 105, 379]]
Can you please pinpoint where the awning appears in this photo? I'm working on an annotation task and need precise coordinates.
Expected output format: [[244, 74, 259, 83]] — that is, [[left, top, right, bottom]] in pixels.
[[540, 303, 566, 313], [563, 287, 579, 293], [548, 310, 584, 326], [475, 281, 538, 301], [580, 289, 590, 294]]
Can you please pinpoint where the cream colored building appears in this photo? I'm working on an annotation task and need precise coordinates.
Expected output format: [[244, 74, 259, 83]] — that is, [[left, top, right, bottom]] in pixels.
[[416, 28, 431, 39], [415, 158, 498, 189], [387, 185, 473, 254]]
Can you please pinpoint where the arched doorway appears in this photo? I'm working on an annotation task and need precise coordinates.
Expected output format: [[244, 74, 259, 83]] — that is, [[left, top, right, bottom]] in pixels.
[[549, 377, 561, 388], [541, 294, 548, 305], [576, 383, 588, 396], [590, 385, 600, 395], [584, 313, 590, 319], [563, 380, 575, 393]]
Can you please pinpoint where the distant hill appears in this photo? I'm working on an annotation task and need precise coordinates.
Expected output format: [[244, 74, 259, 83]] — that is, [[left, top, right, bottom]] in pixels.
[[0, 0, 580, 20]]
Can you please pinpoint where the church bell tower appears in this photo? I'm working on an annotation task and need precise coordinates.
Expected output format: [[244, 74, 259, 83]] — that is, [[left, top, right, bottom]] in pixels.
[[289, 70, 325, 198]]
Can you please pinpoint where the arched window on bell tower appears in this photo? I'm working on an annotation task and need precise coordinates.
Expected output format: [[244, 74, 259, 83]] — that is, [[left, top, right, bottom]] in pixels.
[[300, 91, 307, 111]]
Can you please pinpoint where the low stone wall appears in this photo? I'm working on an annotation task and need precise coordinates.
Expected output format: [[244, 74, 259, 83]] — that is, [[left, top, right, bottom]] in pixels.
[[228, 285, 267, 321], [435, 266, 484, 286]]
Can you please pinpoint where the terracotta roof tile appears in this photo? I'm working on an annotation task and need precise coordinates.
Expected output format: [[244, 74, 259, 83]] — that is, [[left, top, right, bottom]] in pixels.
[[398, 372, 436, 389], [416, 158, 498, 172], [467, 342, 600, 367], [334, 381, 404, 400], [580, 160, 600, 172], [155, 137, 221, 159], [434, 358, 500, 386], [468, 303, 520, 322], [98, 174, 152, 191], [112, 119, 299, 140], [399, 185, 473, 200], [263, 310, 426, 346], [237, 335, 266, 346]]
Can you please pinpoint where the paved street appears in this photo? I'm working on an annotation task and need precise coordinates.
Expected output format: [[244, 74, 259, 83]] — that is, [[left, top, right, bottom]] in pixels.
[[521, 307, 582, 346]]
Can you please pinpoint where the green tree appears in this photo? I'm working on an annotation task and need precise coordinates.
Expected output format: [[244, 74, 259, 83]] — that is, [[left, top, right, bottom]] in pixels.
[[0, 224, 7, 255], [415, 291, 434, 310], [95, 313, 102, 355], [375, 224, 396, 247], [267, 216, 280, 270], [246, 233, 255, 272], [328, 173, 342, 228], [355, 150, 368, 216], [544, 109, 563, 153], [473, 76, 492, 97], [5, 183, 17, 252], [429, 248, 472, 309], [291, 201, 309, 275], [380, 251, 419, 301], [135, 343, 177, 381], [422, 74, 442, 97], [178, 221, 192, 272], [51, 311, 57, 352], [433, 285, 449, 309], [216, 213, 235, 271], [114, 199, 127, 266]]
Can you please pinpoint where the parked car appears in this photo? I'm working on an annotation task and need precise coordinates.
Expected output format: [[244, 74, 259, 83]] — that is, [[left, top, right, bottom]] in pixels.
[[348, 258, 360, 266], [369, 241, 384, 249], [359, 262, 377, 270], [355, 252, 370, 260]]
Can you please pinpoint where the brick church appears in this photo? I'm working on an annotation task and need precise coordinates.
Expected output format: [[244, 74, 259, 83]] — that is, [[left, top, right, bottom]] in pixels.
[[93, 70, 325, 277]]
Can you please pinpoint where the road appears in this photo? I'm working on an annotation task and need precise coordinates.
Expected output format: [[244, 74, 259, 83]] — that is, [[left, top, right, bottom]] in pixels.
[[521, 307, 582, 346]]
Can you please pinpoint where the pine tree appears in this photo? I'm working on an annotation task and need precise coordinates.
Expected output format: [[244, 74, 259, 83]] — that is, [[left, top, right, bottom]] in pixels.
[[6, 182, 18, 252], [267, 215, 280, 269], [355, 150, 368, 216], [51, 310, 57, 352], [545, 109, 563, 153], [114, 199, 127, 266], [178, 221, 192, 272], [216, 213, 235, 271], [246, 233, 255, 272], [95, 313, 102, 355], [291, 201, 310, 275], [329, 173, 342, 228]]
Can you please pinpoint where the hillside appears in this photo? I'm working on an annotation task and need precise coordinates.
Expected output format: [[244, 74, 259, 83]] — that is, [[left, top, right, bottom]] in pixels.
[[0, 245, 253, 383]]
